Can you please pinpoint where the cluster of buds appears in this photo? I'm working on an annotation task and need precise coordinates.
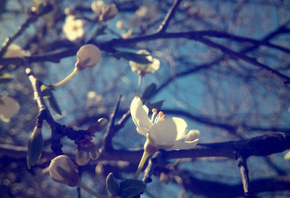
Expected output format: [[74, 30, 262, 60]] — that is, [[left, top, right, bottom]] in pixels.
[[75, 118, 107, 166], [75, 143, 100, 166]]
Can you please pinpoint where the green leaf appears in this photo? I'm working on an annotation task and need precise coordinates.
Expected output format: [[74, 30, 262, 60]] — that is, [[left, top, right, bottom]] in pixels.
[[116, 52, 152, 64], [27, 127, 43, 169], [0, 73, 13, 84], [41, 85, 62, 115], [41, 85, 52, 98], [141, 83, 157, 101], [120, 179, 146, 198], [145, 100, 164, 112], [106, 173, 121, 196], [47, 93, 62, 115]]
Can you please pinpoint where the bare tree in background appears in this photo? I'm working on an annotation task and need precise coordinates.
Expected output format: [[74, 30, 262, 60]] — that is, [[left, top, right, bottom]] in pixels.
[[0, 0, 290, 197]]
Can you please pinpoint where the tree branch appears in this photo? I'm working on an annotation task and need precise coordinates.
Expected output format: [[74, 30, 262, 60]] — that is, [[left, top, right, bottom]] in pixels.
[[157, 0, 182, 33]]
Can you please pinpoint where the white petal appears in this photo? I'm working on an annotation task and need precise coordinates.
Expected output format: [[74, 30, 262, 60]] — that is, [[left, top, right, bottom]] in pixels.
[[172, 117, 188, 140], [169, 139, 199, 150], [146, 58, 160, 73], [130, 97, 152, 136], [150, 117, 187, 143]]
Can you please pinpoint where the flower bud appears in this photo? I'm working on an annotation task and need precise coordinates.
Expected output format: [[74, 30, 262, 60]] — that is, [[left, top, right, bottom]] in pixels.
[[91, 1, 105, 15], [91, 1, 118, 21], [49, 155, 80, 187], [0, 96, 20, 122], [88, 144, 100, 160], [75, 149, 90, 166], [88, 118, 108, 133], [75, 44, 101, 70], [159, 172, 171, 184], [27, 126, 43, 169], [101, 4, 118, 21], [185, 130, 200, 141]]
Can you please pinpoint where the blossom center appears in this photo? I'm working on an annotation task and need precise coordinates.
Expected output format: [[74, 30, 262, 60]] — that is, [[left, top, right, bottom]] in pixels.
[[151, 108, 166, 123]]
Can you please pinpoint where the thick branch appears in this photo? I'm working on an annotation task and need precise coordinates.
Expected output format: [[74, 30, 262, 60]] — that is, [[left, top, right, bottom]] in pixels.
[[2, 132, 289, 162]]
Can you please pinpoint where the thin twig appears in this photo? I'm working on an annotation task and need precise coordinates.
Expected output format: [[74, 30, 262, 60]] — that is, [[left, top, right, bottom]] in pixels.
[[157, 0, 182, 33], [237, 155, 251, 196], [194, 36, 290, 84], [102, 95, 123, 151], [0, 16, 36, 57]]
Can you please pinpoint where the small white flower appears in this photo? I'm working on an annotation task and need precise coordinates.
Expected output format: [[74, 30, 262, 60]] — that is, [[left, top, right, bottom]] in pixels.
[[129, 50, 160, 76], [131, 97, 200, 179], [4, 44, 30, 57], [75, 44, 101, 70], [63, 15, 84, 41], [0, 96, 20, 122], [49, 155, 79, 187], [130, 97, 199, 150]]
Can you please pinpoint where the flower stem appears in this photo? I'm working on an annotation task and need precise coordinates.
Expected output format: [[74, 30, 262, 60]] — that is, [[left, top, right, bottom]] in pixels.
[[77, 182, 108, 198], [53, 67, 79, 87], [137, 75, 142, 96], [134, 150, 150, 179]]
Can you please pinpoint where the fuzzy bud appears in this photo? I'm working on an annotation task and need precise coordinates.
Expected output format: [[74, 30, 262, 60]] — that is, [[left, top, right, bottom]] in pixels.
[[49, 155, 80, 187], [75, 44, 101, 70], [75, 149, 90, 166], [27, 126, 43, 169]]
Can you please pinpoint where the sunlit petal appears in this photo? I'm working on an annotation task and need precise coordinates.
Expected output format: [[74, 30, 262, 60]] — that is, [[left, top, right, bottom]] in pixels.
[[172, 117, 188, 141], [150, 118, 181, 142], [130, 97, 152, 136]]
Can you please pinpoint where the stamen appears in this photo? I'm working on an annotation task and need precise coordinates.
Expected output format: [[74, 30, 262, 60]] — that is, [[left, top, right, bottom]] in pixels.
[[155, 111, 164, 123], [160, 115, 166, 121], [151, 108, 158, 122], [151, 109, 167, 123]]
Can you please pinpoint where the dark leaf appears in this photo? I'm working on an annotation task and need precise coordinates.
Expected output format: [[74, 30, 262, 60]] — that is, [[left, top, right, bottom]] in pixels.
[[142, 83, 157, 101], [120, 179, 146, 198], [116, 52, 152, 64]]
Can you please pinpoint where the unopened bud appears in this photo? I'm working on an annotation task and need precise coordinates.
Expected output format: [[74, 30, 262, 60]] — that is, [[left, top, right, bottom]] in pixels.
[[101, 4, 118, 21], [89, 118, 108, 133], [49, 155, 79, 187], [185, 130, 200, 141], [27, 126, 43, 169], [159, 172, 171, 184], [88, 144, 100, 160], [75, 149, 90, 166], [76, 44, 101, 70]]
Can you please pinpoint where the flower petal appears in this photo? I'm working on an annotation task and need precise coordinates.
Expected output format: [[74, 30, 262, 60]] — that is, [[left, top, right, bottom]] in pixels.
[[169, 139, 199, 150], [150, 117, 187, 143], [146, 58, 160, 73], [130, 97, 152, 136], [172, 117, 188, 141]]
